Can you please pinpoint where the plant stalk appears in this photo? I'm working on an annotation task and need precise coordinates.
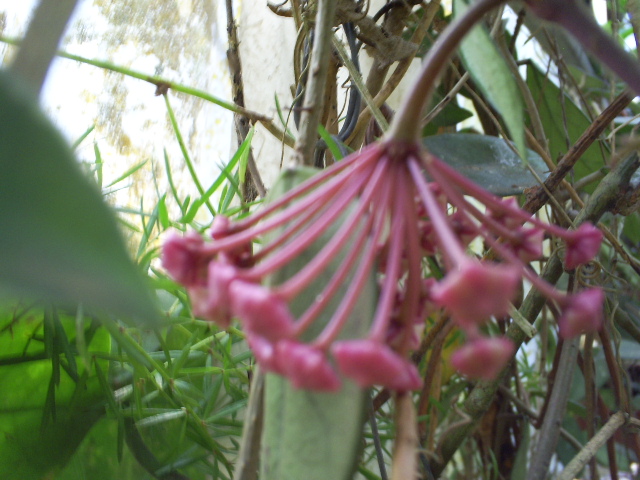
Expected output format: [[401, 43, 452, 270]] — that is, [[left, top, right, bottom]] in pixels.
[[557, 411, 627, 480], [10, 0, 80, 96], [386, 0, 506, 141], [293, 0, 338, 166]]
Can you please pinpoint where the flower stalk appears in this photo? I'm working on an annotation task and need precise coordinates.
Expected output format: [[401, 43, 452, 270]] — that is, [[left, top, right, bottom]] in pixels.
[[160, 0, 638, 389]]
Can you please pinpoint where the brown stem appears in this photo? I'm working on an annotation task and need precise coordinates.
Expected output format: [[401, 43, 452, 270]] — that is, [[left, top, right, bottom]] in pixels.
[[527, 336, 580, 480], [292, 0, 338, 166], [523, 91, 633, 214], [387, 0, 506, 141], [226, 0, 266, 200], [598, 321, 630, 413], [392, 392, 419, 480]]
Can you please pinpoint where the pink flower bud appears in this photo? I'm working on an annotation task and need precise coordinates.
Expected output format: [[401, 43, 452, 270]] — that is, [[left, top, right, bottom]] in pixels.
[[245, 333, 284, 374], [451, 337, 515, 380], [276, 341, 341, 391], [161, 231, 205, 286], [188, 261, 240, 327], [558, 288, 604, 339], [431, 262, 520, 330], [564, 223, 602, 270], [511, 227, 544, 263], [229, 281, 296, 342], [332, 339, 422, 391]]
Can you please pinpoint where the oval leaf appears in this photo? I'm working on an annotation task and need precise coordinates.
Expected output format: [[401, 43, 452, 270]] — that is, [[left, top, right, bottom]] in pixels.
[[0, 70, 158, 323], [261, 168, 374, 480], [423, 133, 548, 196]]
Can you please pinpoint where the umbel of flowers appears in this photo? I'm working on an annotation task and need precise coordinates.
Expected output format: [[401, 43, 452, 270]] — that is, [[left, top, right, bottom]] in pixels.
[[162, 0, 614, 391], [163, 138, 603, 390]]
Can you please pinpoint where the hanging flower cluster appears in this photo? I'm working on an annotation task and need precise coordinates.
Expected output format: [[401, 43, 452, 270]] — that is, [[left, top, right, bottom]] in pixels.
[[162, 139, 604, 390]]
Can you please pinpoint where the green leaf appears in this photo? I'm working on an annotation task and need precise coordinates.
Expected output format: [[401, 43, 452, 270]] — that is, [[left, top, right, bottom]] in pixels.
[[0, 69, 158, 323], [423, 133, 548, 196], [526, 64, 607, 193], [260, 168, 374, 480], [237, 127, 254, 184], [454, 0, 526, 159], [317, 124, 346, 160], [104, 159, 148, 188]]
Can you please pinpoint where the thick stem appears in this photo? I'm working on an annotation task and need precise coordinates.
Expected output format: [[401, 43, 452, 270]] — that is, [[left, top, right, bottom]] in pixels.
[[392, 392, 419, 480], [557, 412, 627, 480], [529, 0, 640, 96], [386, 0, 506, 141], [11, 0, 80, 96], [527, 336, 580, 480], [292, 0, 338, 166]]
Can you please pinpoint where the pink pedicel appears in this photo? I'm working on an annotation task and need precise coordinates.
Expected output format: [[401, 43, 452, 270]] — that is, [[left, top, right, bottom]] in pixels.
[[450, 337, 516, 380], [162, 138, 604, 388]]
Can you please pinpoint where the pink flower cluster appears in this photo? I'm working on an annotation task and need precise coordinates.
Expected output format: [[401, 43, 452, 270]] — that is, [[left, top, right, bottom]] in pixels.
[[162, 140, 604, 389]]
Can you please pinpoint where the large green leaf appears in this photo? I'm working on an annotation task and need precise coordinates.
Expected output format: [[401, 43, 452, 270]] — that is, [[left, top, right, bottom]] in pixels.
[[526, 64, 607, 193], [260, 168, 375, 480], [0, 70, 158, 323], [0, 307, 111, 480], [455, 0, 526, 159], [423, 133, 548, 196]]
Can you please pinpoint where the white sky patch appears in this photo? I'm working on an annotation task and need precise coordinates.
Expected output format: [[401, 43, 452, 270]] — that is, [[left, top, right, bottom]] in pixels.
[[1, 0, 234, 224]]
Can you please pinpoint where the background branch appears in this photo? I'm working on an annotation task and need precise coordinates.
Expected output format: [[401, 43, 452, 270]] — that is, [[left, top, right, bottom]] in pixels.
[[292, 0, 338, 167]]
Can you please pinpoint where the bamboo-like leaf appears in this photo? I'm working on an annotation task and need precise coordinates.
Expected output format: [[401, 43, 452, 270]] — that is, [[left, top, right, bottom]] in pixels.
[[104, 159, 148, 188]]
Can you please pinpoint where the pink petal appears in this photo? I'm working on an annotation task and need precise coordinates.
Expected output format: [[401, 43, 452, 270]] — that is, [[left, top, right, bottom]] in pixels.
[[431, 262, 520, 330], [451, 337, 515, 380], [558, 288, 604, 339], [564, 223, 602, 269], [275, 341, 341, 391], [332, 339, 422, 391]]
